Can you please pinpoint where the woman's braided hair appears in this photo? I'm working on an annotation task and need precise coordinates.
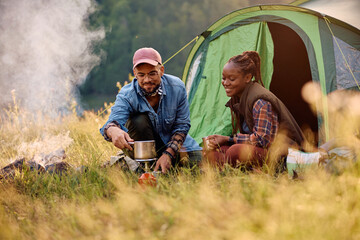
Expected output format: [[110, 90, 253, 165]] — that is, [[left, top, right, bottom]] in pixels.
[[227, 51, 264, 134], [228, 51, 264, 87]]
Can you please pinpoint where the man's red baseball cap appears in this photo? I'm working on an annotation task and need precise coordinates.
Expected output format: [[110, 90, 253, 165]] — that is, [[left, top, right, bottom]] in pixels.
[[133, 47, 162, 69]]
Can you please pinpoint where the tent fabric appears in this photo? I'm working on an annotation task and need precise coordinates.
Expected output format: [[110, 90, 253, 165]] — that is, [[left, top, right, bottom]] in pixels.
[[183, 5, 323, 81], [184, 7, 328, 91], [333, 37, 360, 89], [183, 5, 360, 144]]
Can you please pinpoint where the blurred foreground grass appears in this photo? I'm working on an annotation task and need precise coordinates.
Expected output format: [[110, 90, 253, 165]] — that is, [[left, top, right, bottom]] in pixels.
[[0, 96, 360, 240]]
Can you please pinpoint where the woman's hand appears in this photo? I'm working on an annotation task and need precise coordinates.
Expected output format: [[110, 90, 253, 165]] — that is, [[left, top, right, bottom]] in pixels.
[[206, 134, 229, 150]]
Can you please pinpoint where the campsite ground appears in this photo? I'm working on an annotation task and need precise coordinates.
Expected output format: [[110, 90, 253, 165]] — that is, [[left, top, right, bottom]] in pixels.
[[1, 103, 359, 240]]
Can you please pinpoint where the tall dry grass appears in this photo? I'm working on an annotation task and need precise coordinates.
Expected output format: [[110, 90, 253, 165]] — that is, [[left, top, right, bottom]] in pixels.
[[0, 87, 360, 240]]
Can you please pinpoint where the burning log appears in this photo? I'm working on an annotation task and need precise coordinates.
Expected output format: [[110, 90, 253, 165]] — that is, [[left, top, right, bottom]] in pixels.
[[0, 148, 70, 180]]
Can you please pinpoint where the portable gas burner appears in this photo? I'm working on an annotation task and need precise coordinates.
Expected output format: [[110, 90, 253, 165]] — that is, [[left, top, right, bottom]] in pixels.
[[136, 158, 157, 186], [130, 140, 158, 186]]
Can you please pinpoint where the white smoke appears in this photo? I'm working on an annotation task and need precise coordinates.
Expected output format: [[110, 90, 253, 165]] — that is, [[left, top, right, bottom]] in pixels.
[[0, 0, 104, 115]]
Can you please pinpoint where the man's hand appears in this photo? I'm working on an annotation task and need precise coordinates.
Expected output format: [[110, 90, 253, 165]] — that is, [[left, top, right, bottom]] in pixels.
[[106, 126, 134, 150], [154, 154, 172, 173]]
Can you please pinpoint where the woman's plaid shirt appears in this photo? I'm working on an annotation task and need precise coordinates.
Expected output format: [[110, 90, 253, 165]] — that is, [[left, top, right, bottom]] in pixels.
[[234, 99, 278, 148]]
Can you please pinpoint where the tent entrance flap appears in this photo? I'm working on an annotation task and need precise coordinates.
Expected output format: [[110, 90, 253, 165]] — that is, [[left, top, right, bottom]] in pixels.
[[267, 22, 318, 139]]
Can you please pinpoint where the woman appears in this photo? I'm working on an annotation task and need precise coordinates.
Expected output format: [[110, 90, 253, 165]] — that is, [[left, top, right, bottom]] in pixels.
[[205, 51, 304, 169]]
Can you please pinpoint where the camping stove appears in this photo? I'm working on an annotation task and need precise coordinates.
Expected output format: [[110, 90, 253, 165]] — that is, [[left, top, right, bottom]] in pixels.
[[135, 158, 156, 172], [130, 140, 158, 187], [136, 158, 157, 187]]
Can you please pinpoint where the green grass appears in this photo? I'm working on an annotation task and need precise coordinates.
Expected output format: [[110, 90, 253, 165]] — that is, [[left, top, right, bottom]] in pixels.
[[1, 164, 360, 240], [1, 93, 360, 240]]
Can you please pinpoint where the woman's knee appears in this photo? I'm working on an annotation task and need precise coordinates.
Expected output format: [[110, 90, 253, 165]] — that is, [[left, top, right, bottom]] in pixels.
[[226, 144, 252, 161], [225, 144, 264, 166]]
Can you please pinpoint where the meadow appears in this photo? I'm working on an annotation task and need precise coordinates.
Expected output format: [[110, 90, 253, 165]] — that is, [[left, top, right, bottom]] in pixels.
[[1, 90, 359, 240]]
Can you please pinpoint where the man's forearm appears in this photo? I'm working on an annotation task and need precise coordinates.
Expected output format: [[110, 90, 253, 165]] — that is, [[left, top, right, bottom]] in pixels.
[[166, 132, 186, 157], [103, 121, 121, 141]]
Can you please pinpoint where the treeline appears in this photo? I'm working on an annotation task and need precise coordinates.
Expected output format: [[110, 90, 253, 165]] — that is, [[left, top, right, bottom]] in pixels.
[[82, 0, 292, 96]]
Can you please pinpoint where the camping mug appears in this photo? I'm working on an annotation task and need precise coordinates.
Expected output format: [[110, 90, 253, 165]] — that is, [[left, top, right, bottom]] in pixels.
[[202, 137, 212, 151], [129, 140, 156, 159]]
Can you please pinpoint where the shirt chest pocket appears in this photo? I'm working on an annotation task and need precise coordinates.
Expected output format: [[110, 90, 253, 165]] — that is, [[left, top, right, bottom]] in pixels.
[[164, 116, 175, 132], [162, 105, 177, 130]]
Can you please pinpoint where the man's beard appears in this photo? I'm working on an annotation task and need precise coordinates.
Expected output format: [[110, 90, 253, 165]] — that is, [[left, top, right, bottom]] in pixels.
[[140, 84, 161, 97]]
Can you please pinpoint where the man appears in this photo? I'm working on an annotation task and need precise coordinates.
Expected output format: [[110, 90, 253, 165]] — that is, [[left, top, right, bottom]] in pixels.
[[100, 47, 202, 173]]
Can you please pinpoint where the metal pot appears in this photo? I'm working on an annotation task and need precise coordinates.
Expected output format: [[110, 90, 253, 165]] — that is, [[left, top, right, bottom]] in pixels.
[[129, 140, 156, 159]]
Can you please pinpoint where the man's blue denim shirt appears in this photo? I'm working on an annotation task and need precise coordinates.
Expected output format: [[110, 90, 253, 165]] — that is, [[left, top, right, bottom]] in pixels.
[[100, 74, 201, 152]]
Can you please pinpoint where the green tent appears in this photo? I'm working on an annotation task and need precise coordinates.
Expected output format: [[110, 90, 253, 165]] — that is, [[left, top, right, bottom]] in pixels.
[[182, 4, 360, 145]]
